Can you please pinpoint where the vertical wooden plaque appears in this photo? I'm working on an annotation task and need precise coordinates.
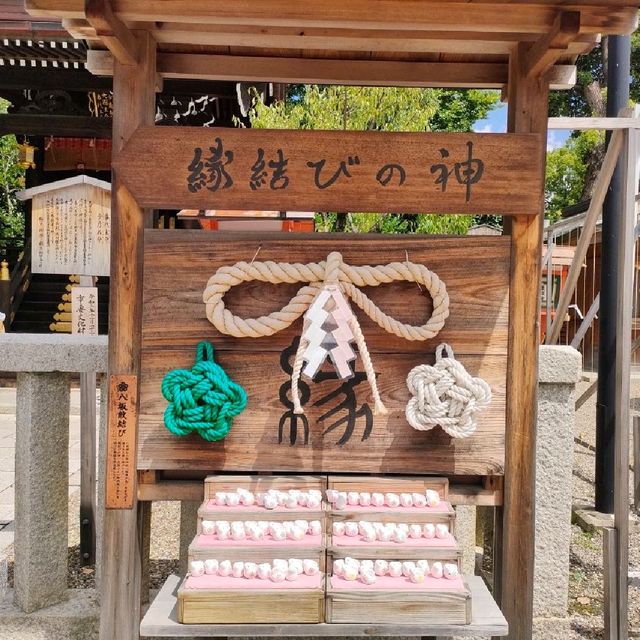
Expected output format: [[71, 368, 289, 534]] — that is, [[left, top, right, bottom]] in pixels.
[[106, 374, 138, 509]]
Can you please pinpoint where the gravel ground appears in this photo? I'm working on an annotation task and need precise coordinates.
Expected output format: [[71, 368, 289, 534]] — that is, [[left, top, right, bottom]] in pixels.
[[3, 377, 638, 638]]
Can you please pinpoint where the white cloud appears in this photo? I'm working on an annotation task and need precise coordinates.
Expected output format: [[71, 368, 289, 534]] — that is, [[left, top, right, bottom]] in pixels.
[[547, 131, 566, 152], [474, 122, 495, 133]]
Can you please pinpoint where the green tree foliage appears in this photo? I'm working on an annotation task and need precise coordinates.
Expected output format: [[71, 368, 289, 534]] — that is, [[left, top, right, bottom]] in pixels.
[[248, 86, 499, 234], [545, 29, 639, 217], [0, 99, 26, 258], [545, 129, 604, 222]]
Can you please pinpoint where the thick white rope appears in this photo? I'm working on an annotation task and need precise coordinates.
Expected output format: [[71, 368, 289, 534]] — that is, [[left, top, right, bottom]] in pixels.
[[405, 343, 492, 439], [203, 251, 449, 415]]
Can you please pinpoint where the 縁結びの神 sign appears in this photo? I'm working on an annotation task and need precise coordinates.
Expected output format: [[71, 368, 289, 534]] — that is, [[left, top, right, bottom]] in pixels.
[[113, 128, 543, 216]]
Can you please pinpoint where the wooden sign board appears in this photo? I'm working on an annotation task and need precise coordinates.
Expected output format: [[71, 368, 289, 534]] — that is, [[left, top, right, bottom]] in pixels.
[[114, 128, 543, 216], [31, 182, 111, 276], [71, 286, 99, 335], [106, 375, 138, 509], [139, 231, 510, 476]]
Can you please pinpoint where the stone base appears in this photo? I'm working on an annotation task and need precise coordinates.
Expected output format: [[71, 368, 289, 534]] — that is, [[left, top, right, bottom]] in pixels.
[[533, 615, 572, 639], [0, 588, 99, 640]]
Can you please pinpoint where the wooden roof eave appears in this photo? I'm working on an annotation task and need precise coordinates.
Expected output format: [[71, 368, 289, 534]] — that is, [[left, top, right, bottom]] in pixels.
[[24, 0, 639, 87]]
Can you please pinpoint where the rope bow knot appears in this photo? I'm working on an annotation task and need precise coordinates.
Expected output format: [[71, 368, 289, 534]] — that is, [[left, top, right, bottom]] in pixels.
[[203, 251, 449, 416], [162, 341, 247, 442], [405, 343, 492, 439]]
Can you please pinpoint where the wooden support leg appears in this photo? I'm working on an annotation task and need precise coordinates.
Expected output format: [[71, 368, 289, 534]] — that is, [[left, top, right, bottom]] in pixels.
[[99, 30, 156, 640], [502, 43, 549, 640]]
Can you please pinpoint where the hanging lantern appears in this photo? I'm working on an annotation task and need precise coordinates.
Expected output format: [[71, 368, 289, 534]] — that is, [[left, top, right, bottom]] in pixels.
[[17, 139, 37, 170]]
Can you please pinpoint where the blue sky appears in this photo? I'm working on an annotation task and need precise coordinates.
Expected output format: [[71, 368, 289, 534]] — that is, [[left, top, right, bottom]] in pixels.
[[473, 103, 570, 151]]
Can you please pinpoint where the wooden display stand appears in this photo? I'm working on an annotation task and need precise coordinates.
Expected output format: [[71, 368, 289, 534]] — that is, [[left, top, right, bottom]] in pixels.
[[23, 2, 639, 639]]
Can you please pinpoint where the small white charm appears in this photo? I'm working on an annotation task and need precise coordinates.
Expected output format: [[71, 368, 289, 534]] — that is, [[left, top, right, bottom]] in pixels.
[[257, 563, 272, 580], [385, 493, 400, 508], [371, 492, 385, 507], [343, 565, 359, 581], [444, 563, 460, 580], [201, 520, 215, 535], [190, 560, 205, 577], [413, 493, 427, 507], [360, 570, 377, 585], [272, 558, 288, 572], [309, 520, 323, 536], [232, 561, 245, 578], [306, 495, 321, 509], [335, 492, 348, 510], [416, 559, 430, 574], [347, 491, 360, 506], [270, 569, 286, 583], [409, 524, 423, 539], [333, 559, 345, 577], [226, 493, 240, 507], [400, 493, 413, 507], [214, 492, 227, 506], [332, 521, 346, 536], [426, 489, 441, 507], [374, 559, 389, 576], [303, 559, 320, 576], [243, 562, 258, 579], [431, 562, 444, 579], [218, 560, 232, 576], [388, 561, 403, 577], [359, 492, 371, 507], [435, 523, 449, 539], [204, 559, 219, 575], [344, 522, 359, 537], [409, 567, 426, 583], [402, 561, 416, 577], [423, 523, 436, 539]]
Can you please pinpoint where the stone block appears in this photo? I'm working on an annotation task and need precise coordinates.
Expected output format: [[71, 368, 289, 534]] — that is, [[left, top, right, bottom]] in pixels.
[[534, 345, 581, 619], [454, 504, 477, 575], [179, 501, 200, 575], [538, 345, 582, 385], [0, 334, 107, 373], [14, 372, 70, 613], [0, 588, 99, 640]]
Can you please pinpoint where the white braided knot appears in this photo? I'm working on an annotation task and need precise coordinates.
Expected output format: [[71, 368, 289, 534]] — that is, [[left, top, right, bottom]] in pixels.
[[405, 344, 492, 439], [203, 251, 449, 341], [203, 251, 449, 417]]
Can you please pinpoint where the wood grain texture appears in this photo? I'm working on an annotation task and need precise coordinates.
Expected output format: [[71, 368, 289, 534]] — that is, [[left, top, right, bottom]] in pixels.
[[178, 581, 325, 624], [142, 231, 511, 356], [500, 42, 549, 640], [100, 30, 156, 640], [139, 232, 508, 475], [326, 580, 471, 625], [141, 574, 508, 637], [114, 128, 544, 216]]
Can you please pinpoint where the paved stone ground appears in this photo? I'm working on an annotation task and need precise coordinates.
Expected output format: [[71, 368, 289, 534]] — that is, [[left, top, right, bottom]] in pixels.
[[0, 387, 84, 555]]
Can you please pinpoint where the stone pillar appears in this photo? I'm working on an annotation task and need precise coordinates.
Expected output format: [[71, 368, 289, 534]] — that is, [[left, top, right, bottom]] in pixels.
[[179, 501, 200, 575], [14, 372, 70, 613], [533, 345, 582, 633], [454, 505, 477, 575]]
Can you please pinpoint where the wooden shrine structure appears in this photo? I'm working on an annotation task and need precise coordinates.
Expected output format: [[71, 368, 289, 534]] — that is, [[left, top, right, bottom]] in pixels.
[[23, 2, 639, 640]]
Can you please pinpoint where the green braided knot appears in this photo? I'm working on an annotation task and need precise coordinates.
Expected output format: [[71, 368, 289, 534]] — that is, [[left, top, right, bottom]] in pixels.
[[161, 341, 247, 442]]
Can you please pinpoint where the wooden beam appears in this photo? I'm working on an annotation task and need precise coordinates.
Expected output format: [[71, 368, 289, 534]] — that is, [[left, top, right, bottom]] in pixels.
[[549, 116, 640, 130], [138, 22, 598, 57], [523, 11, 581, 78], [99, 30, 155, 640], [85, 0, 139, 66], [86, 49, 577, 90], [24, 0, 640, 36], [502, 42, 549, 640]]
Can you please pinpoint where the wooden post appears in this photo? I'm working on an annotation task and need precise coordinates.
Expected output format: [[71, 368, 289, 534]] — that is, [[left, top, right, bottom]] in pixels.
[[100, 30, 156, 640], [501, 42, 549, 640], [611, 121, 638, 640]]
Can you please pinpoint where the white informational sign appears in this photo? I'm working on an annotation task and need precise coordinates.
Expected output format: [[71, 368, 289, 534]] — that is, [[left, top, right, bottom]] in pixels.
[[28, 178, 111, 276], [71, 286, 99, 336]]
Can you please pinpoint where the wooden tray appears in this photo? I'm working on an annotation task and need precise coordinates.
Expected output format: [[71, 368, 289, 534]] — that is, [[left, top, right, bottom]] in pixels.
[[204, 474, 327, 499], [327, 543, 461, 563], [188, 539, 327, 570], [326, 576, 471, 625], [177, 574, 325, 624], [327, 475, 449, 499]]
